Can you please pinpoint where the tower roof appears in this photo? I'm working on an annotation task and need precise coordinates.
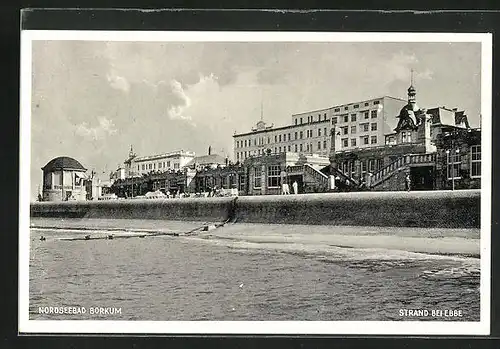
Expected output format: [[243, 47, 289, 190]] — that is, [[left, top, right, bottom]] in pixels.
[[42, 156, 87, 172]]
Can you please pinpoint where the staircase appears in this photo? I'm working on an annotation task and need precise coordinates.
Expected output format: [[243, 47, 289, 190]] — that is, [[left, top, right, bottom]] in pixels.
[[330, 167, 360, 187], [303, 163, 330, 190], [286, 164, 330, 192], [369, 153, 436, 188]]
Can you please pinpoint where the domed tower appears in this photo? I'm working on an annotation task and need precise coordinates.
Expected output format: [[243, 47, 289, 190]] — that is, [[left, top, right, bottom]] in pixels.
[[41, 156, 87, 201]]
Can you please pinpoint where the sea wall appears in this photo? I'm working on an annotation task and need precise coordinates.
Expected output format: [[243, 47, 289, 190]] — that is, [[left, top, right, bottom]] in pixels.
[[31, 190, 481, 229]]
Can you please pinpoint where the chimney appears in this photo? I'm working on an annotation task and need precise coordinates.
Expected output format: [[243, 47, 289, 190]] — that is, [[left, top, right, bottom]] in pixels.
[[208, 146, 212, 155]]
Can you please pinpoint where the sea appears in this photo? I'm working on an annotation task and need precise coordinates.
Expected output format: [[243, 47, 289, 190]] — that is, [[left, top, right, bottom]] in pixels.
[[28, 218, 480, 321]]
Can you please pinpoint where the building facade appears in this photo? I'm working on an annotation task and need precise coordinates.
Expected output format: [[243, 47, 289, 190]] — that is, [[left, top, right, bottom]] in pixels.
[[123, 146, 196, 177], [41, 156, 88, 201], [233, 96, 408, 162], [329, 83, 481, 191]]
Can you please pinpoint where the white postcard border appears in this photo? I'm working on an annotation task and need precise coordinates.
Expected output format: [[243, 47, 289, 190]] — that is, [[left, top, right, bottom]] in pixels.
[[19, 30, 493, 335]]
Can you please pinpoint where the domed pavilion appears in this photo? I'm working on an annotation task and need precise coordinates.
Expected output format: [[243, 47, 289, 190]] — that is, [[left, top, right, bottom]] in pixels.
[[41, 156, 88, 201]]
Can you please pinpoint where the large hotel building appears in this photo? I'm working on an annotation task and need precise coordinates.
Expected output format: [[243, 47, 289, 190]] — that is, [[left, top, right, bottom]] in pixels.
[[233, 96, 408, 162]]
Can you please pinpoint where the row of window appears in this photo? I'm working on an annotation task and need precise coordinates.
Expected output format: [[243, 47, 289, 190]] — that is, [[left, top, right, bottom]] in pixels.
[[340, 123, 378, 135], [333, 100, 380, 113], [332, 110, 378, 125], [447, 145, 481, 179], [294, 113, 329, 125], [236, 127, 331, 148], [236, 140, 330, 161], [136, 161, 179, 172], [341, 136, 378, 147], [340, 158, 384, 175], [254, 165, 281, 188]]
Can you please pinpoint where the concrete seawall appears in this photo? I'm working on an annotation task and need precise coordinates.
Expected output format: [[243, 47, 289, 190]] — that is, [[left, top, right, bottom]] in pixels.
[[30, 190, 480, 229]]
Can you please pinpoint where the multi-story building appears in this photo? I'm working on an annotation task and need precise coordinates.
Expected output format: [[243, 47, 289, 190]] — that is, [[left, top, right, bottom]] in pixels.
[[330, 83, 481, 191], [233, 96, 407, 162], [41, 156, 88, 201], [123, 146, 196, 177]]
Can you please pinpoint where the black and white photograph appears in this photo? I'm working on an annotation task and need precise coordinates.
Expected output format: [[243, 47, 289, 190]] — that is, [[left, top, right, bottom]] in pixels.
[[19, 30, 492, 335]]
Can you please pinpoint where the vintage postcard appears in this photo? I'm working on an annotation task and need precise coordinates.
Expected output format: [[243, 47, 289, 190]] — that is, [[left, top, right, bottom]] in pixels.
[[19, 30, 492, 335]]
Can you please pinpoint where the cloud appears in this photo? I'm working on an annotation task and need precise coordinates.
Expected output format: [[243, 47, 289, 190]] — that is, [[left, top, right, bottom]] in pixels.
[[106, 71, 130, 92], [75, 117, 118, 140], [167, 79, 193, 122]]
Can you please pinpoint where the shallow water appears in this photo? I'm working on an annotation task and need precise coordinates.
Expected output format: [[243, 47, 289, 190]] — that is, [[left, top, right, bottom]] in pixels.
[[29, 218, 480, 321]]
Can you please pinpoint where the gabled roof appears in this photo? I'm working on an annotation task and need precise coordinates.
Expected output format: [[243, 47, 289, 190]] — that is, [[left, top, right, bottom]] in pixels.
[[42, 156, 86, 172], [185, 154, 227, 167]]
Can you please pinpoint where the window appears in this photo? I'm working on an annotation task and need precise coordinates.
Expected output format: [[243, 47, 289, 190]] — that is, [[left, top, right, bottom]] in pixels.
[[402, 131, 412, 143], [323, 140, 327, 149], [343, 114, 349, 123], [361, 160, 367, 177], [236, 153, 240, 160], [364, 102, 369, 107], [137, 165, 139, 172], [344, 106, 349, 110], [244, 140, 247, 147], [318, 128, 322, 137], [300, 131, 303, 139], [318, 141, 321, 150], [386, 136, 396, 145], [324, 127, 327, 136], [334, 108, 340, 112], [362, 136, 369, 145], [324, 113, 327, 120], [254, 139, 257, 146], [295, 131, 298, 140], [354, 104, 359, 109], [288, 133, 291, 141], [288, 145, 291, 151], [275, 135, 278, 143], [279, 134, 282, 142], [268, 137, 270, 144], [307, 116, 310, 123], [371, 123, 377, 131], [267, 165, 281, 188], [236, 141, 239, 148], [318, 114, 321, 121], [342, 138, 348, 148], [351, 114, 357, 122], [295, 119, 298, 125], [306, 144, 310, 151], [371, 110, 378, 118], [332, 117, 338, 124], [371, 136, 377, 144], [342, 126, 348, 135], [368, 159, 375, 172], [300, 117, 303, 124], [142, 164, 145, 170], [300, 144, 303, 152], [351, 126, 356, 134], [174, 163, 179, 169], [364, 111, 369, 119], [374, 100, 380, 105], [361, 123, 369, 132], [447, 151, 462, 180], [295, 144, 298, 152], [254, 167, 262, 188], [351, 138, 357, 147], [274, 147, 277, 153], [471, 145, 481, 178], [167, 161, 171, 167]]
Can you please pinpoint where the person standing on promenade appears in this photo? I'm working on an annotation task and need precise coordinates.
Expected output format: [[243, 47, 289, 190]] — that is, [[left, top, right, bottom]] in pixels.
[[292, 181, 298, 195], [405, 173, 411, 192]]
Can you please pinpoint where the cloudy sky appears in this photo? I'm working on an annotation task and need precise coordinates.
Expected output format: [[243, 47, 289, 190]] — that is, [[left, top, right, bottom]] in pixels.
[[29, 40, 481, 199]]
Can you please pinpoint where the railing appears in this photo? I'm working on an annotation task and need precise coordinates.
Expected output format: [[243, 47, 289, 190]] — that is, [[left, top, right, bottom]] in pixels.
[[302, 164, 330, 191], [287, 165, 303, 175], [330, 167, 360, 187], [369, 153, 437, 188]]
